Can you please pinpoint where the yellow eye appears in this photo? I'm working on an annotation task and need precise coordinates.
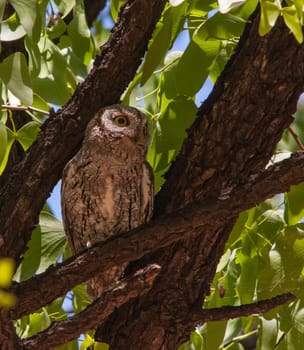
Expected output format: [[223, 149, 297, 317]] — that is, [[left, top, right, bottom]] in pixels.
[[114, 115, 129, 127]]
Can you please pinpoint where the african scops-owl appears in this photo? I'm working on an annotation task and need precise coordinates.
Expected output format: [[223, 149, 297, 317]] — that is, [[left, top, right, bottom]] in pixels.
[[61, 105, 154, 298]]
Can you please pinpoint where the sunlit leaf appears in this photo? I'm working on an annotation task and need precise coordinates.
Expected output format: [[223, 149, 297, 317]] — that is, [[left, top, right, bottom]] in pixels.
[[259, 0, 280, 36], [0, 12, 26, 41], [194, 12, 246, 41], [218, 0, 247, 13], [67, 0, 95, 65], [0, 127, 15, 175], [54, 0, 75, 18], [257, 317, 278, 349], [22, 310, 51, 338], [16, 121, 40, 151], [0, 121, 7, 168], [284, 182, 304, 225], [110, 0, 125, 21], [177, 40, 220, 96], [282, 6, 303, 43], [169, 0, 186, 6], [9, 0, 41, 42], [0, 52, 33, 104], [15, 212, 66, 282]]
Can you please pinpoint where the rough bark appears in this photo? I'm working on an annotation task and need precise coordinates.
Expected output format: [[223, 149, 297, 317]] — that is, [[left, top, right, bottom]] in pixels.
[[96, 10, 304, 349], [21, 264, 160, 350]]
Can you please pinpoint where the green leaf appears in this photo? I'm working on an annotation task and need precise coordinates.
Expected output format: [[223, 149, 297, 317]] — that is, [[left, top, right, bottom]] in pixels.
[[110, 0, 125, 21], [284, 182, 304, 225], [169, 0, 186, 6], [257, 249, 284, 299], [194, 13, 246, 41], [0, 127, 15, 175], [0, 12, 26, 41], [0, 52, 33, 104], [0, 121, 7, 168], [176, 40, 220, 96], [190, 329, 203, 350], [23, 310, 51, 338], [37, 211, 67, 274], [8, 0, 41, 42], [141, 15, 172, 85], [67, 0, 95, 65], [54, 0, 75, 18], [25, 37, 41, 78], [15, 225, 41, 282], [160, 51, 183, 102], [294, 307, 304, 334], [47, 16, 67, 40], [259, 0, 280, 36], [141, 4, 187, 85], [15, 212, 66, 282], [236, 252, 258, 303], [282, 6, 303, 43], [257, 317, 278, 350], [205, 321, 227, 349], [32, 37, 71, 105], [72, 284, 90, 313], [16, 121, 40, 151], [218, 0, 247, 13]]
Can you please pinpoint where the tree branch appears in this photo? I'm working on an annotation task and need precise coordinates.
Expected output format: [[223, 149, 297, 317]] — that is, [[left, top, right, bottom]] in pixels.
[[21, 264, 160, 350], [10, 152, 304, 320], [191, 293, 296, 324]]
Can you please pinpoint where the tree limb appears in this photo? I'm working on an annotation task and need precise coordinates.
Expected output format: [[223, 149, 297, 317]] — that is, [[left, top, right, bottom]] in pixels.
[[21, 264, 160, 350], [192, 293, 296, 324], [10, 152, 304, 320]]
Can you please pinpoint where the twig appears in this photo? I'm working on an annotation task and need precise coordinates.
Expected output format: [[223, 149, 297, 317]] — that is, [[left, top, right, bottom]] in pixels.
[[21, 264, 161, 350], [288, 126, 304, 151], [1, 104, 50, 116]]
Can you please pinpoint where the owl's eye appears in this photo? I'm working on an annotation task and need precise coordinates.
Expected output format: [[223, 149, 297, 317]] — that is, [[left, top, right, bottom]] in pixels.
[[114, 115, 129, 127]]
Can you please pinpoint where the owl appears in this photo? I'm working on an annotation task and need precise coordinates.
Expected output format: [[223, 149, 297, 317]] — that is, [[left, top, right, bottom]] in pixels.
[[61, 105, 154, 299]]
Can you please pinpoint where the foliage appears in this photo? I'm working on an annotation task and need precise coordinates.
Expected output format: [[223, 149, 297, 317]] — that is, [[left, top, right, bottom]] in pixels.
[[0, 0, 304, 349]]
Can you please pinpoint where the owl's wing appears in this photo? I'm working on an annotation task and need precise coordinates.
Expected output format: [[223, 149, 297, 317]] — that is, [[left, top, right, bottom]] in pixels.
[[141, 161, 154, 222], [61, 158, 85, 254]]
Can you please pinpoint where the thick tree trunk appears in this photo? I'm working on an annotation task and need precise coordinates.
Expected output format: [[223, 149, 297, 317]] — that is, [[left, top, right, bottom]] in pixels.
[[95, 10, 304, 349]]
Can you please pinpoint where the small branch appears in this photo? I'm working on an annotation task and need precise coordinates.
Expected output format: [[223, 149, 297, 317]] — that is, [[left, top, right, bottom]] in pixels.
[[288, 126, 304, 151], [191, 293, 296, 324], [1, 105, 50, 116], [21, 264, 160, 350], [10, 152, 304, 320]]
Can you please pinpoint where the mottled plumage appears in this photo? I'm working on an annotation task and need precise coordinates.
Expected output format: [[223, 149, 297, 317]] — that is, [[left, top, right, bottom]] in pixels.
[[61, 105, 153, 298]]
